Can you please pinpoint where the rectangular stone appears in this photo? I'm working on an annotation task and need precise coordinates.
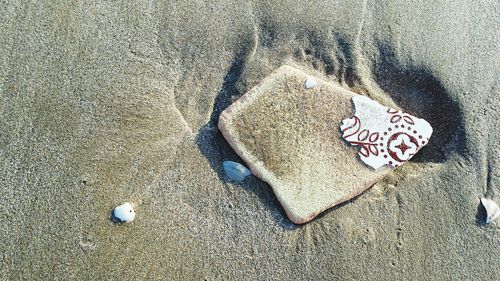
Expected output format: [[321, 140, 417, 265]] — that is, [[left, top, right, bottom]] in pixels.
[[219, 65, 394, 223]]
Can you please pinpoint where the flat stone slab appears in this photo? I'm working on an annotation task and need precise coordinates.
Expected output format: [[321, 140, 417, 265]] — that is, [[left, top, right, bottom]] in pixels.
[[218, 65, 431, 224]]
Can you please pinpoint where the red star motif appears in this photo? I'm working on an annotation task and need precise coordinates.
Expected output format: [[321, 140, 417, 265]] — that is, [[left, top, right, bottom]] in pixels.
[[395, 139, 410, 154]]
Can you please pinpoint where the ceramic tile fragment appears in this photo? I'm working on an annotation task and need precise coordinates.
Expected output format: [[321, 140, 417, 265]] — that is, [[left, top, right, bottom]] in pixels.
[[340, 96, 433, 169], [218, 65, 428, 224]]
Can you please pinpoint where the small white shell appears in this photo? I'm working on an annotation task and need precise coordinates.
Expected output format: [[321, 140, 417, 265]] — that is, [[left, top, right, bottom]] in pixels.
[[223, 161, 252, 182], [113, 202, 135, 222], [304, 77, 317, 89], [480, 198, 500, 224]]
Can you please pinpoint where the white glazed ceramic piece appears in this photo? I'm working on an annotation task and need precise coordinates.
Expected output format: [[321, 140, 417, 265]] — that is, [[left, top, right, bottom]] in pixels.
[[113, 202, 136, 222], [341, 96, 433, 169], [480, 198, 500, 224], [304, 77, 317, 89]]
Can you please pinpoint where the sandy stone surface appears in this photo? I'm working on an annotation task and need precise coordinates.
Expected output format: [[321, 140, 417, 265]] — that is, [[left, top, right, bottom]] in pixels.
[[219, 65, 391, 223]]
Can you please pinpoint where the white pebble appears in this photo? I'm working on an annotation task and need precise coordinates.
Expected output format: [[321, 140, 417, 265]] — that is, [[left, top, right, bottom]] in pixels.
[[223, 161, 252, 182], [113, 202, 135, 222], [304, 77, 317, 89], [481, 198, 500, 224]]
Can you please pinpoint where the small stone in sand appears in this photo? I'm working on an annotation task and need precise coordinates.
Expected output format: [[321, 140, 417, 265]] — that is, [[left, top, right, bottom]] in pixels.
[[113, 202, 136, 223], [480, 198, 500, 224], [304, 77, 317, 89], [223, 160, 252, 182]]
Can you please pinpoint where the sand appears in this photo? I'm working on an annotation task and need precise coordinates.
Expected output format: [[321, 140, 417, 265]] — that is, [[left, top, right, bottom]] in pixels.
[[0, 0, 499, 280]]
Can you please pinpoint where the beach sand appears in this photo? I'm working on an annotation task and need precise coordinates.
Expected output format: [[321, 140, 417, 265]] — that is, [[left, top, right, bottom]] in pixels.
[[1, 0, 499, 280]]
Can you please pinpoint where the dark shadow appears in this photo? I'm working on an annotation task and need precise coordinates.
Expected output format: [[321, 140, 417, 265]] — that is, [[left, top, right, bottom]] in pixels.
[[307, 30, 336, 76], [333, 32, 358, 87], [259, 18, 278, 49], [305, 30, 360, 87], [195, 46, 298, 230], [373, 40, 467, 163], [109, 210, 124, 224], [475, 199, 488, 225]]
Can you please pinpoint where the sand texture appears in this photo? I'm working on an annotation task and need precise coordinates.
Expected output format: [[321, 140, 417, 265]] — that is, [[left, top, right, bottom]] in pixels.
[[1, 0, 499, 280], [219, 65, 391, 223]]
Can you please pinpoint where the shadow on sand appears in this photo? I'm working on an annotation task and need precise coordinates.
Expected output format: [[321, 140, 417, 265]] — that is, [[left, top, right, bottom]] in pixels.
[[195, 33, 465, 229]]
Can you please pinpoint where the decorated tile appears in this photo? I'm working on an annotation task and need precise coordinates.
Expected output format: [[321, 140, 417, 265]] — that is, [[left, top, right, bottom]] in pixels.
[[218, 65, 432, 224], [340, 96, 432, 169]]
